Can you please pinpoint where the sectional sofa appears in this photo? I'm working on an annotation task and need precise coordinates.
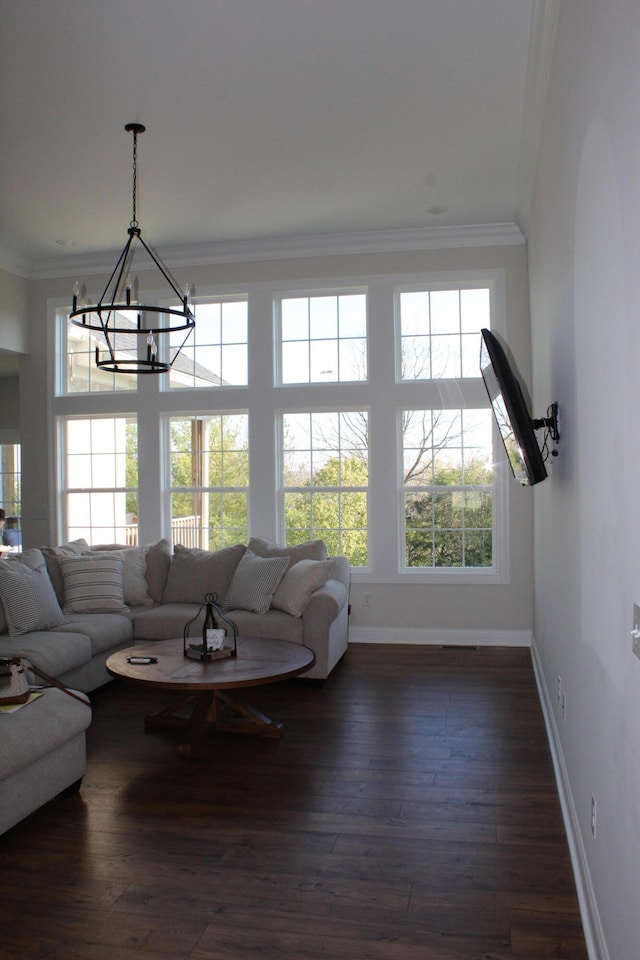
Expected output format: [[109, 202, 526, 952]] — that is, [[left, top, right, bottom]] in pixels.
[[0, 536, 350, 832]]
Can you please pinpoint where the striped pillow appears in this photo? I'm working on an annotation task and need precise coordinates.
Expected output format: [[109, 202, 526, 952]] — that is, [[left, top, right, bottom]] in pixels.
[[223, 549, 290, 614], [0, 550, 65, 636], [58, 553, 128, 614]]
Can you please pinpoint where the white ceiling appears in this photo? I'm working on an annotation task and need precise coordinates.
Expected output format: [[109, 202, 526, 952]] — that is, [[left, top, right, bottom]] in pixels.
[[0, 0, 550, 277]]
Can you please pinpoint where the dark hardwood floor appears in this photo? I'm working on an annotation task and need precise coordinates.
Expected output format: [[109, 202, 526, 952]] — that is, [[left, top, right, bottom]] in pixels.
[[1, 644, 587, 959]]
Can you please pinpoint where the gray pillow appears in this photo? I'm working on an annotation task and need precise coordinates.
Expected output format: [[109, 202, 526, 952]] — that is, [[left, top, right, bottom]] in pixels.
[[92, 545, 153, 606], [223, 549, 290, 614], [248, 537, 328, 567], [58, 552, 128, 614], [145, 538, 172, 602], [162, 543, 245, 604], [271, 558, 333, 617], [0, 549, 65, 636]]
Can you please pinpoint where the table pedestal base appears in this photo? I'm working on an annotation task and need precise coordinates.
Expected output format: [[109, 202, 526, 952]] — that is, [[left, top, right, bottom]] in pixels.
[[144, 690, 283, 756]]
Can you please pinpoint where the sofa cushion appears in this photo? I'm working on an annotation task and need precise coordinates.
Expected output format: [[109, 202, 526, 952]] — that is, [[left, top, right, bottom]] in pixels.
[[0, 549, 65, 636], [41, 539, 93, 605], [223, 549, 290, 614], [54, 612, 133, 656], [57, 553, 128, 614], [271, 558, 333, 617], [248, 536, 328, 566], [162, 543, 245, 604], [0, 630, 92, 677]]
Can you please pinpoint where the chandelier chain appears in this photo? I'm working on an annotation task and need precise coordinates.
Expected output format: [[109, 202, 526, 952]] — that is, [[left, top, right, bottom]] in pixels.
[[130, 127, 139, 229]]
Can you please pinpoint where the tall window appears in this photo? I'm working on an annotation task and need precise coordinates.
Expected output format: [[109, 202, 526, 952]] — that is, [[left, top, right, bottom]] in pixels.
[[402, 409, 493, 568], [397, 283, 498, 572], [169, 299, 248, 389], [60, 417, 138, 544], [0, 443, 21, 549], [279, 292, 367, 384], [282, 411, 368, 564], [169, 414, 249, 549]]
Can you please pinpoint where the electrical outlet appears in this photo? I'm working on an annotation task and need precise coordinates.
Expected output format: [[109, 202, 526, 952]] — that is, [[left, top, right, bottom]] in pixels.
[[557, 676, 562, 702], [632, 603, 640, 660], [362, 592, 371, 607], [591, 794, 597, 837]]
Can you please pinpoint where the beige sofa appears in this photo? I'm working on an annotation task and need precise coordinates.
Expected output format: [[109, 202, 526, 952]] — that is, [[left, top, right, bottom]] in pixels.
[[0, 535, 349, 833], [0, 536, 350, 690]]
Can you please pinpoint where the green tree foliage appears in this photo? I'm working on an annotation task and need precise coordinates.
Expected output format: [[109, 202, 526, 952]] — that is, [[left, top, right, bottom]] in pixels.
[[284, 453, 368, 565], [405, 457, 493, 567]]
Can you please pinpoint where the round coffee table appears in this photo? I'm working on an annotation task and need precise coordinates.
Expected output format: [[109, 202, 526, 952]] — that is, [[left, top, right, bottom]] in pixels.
[[106, 637, 315, 756]]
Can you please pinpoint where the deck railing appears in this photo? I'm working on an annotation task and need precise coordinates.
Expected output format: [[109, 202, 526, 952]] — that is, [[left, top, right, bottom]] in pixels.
[[123, 515, 201, 548]]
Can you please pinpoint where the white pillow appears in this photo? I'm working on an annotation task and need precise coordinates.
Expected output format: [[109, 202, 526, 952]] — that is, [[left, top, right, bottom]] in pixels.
[[271, 558, 333, 617], [0, 549, 65, 636], [223, 549, 290, 614], [58, 552, 128, 614]]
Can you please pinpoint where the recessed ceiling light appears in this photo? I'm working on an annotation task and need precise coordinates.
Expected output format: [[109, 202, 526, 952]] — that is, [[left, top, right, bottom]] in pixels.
[[427, 206, 447, 216], [55, 239, 76, 247]]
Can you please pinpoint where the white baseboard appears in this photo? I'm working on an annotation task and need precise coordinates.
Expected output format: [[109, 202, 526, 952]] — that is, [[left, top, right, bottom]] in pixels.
[[348, 626, 532, 647], [530, 639, 608, 960]]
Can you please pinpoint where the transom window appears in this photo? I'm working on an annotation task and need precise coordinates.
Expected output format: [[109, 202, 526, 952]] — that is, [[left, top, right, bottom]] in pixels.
[[398, 286, 490, 380], [402, 408, 494, 568], [282, 410, 368, 564], [169, 299, 248, 389], [169, 414, 249, 549], [279, 292, 367, 384], [60, 311, 137, 394]]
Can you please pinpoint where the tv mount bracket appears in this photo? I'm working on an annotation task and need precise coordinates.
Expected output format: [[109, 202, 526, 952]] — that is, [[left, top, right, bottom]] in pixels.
[[532, 401, 560, 460]]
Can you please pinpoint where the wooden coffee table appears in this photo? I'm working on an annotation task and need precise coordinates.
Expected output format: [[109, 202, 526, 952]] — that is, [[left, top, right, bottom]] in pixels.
[[106, 637, 315, 756]]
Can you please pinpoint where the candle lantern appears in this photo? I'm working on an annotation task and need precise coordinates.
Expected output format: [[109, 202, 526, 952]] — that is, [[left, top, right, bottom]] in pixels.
[[183, 592, 238, 662]]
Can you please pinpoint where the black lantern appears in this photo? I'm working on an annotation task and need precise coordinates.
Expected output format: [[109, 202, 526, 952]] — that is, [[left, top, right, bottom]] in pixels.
[[183, 592, 238, 662]]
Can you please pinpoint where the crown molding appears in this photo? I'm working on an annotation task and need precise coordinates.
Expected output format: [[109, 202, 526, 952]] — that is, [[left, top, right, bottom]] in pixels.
[[26, 223, 525, 281], [516, 0, 561, 236], [0, 247, 32, 279]]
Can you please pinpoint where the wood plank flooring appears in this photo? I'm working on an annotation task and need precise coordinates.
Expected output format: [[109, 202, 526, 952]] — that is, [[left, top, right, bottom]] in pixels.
[[0, 644, 587, 959]]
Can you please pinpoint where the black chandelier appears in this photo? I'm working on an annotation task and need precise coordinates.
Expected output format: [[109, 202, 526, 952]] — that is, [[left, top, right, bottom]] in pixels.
[[70, 123, 195, 375]]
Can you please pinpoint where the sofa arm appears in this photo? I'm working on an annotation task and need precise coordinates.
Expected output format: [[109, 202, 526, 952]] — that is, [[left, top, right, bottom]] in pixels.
[[303, 577, 348, 626]]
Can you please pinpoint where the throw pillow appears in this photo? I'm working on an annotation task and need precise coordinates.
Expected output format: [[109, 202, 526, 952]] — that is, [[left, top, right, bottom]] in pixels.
[[41, 539, 93, 604], [162, 543, 246, 604], [248, 536, 328, 567], [145, 538, 172, 602], [224, 549, 290, 614], [0, 549, 65, 636], [92, 545, 153, 606], [57, 552, 128, 614], [271, 558, 333, 617]]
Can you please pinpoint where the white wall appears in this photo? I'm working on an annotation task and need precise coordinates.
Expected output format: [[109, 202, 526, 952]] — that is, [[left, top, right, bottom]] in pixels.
[[528, 2, 640, 958], [23, 241, 535, 641]]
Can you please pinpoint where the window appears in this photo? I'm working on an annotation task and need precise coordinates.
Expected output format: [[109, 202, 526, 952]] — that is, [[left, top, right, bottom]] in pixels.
[[279, 292, 367, 384], [399, 286, 490, 379], [402, 408, 494, 568], [60, 311, 138, 394], [60, 416, 138, 544], [0, 443, 21, 549], [169, 299, 248, 388], [169, 414, 249, 549], [282, 411, 368, 564], [396, 282, 500, 574]]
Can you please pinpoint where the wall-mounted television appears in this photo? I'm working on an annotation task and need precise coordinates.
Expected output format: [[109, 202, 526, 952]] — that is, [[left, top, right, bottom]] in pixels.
[[479, 328, 558, 486]]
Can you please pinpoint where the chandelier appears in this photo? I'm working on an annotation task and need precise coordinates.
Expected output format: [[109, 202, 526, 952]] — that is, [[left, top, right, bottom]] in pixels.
[[70, 123, 195, 374]]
